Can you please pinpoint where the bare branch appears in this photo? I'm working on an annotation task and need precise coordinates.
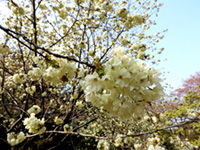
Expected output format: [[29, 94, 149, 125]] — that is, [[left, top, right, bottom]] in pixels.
[[0, 25, 95, 69]]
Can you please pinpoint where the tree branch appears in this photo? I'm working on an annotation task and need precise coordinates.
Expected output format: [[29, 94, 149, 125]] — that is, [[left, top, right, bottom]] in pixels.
[[0, 25, 95, 69], [26, 117, 200, 140]]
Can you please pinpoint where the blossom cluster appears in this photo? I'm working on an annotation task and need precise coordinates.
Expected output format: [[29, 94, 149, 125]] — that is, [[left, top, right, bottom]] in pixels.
[[13, 73, 27, 83], [132, 42, 147, 59], [23, 113, 46, 134], [123, 13, 146, 30], [114, 5, 147, 30], [97, 140, 110, 150], [28, 56, 77, 84], [54, 116, 63, 125], [63, 124, 73, 133], [114, 134, 123, 147], [25, 85, 36, 95], [0, 44, 10, 55], [81, 47, 164, 119], [7, 131, 26, 146], [147, 137, 165, 150], [170, 136, 198, 150], [27, 67, 42, 81], [27, 105, 41, 115], [43, 58, 76, 84]]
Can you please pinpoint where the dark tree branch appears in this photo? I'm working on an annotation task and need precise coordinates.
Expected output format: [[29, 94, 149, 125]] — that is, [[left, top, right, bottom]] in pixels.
[[1, 56, 12, 117], [48, 4, 80, 48], [25, 117, 200, 140], [99, 30, 124, 62], [0, 25, 95, 69], [32, 0, 38, 56]]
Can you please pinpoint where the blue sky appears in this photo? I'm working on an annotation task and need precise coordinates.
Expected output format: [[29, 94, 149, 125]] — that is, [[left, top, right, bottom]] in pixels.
[[149, 0, 200, 90], [1, 0, 200, 91]]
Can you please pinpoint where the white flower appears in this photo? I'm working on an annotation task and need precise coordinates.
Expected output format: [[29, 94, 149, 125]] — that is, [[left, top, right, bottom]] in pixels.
[[116, 7, 129, 18], [132, 42, 139, 50], [43, 57, 76, 84], [75, 100, 84, 109], [101, 75, 114, 89], [7, 132, 26, 146], [44, 66, 59, 84], [114, 135, 123, 147], [23, 113, 46, 134], [113, 68, 131, 88], [120, 39, 130, 46], [123, 13, 145, 29], [78, 41, 86, 48], [42, 92, 47, 97], [147, 145, 155, 150], [134, 143, 142, 150], [28, 68, 42, 80], [97, 140, 110, 150], [137, 51, 145, 59], [25, 86, 36, 95], [101, 2, 112, 11], [111, 46, 125, 56], [144, 115, 151, 122], [152, 116, 158, 123], [159, 113, 166, 121], [132, 13, 145, 25], [54, 116, 63, 125], [27, 105, 41, 115], [63, 124, 73, 133], [147, 137, 161, 147], [13, 73, 27, 83], [80, 72, 102, 92], [0, 44, 10, 55], [81, 47, 164, 119]]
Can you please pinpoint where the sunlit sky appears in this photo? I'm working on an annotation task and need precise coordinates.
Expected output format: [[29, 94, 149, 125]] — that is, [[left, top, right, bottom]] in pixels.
[[149, 0, 200, 90], [1, 0, 200, 91]]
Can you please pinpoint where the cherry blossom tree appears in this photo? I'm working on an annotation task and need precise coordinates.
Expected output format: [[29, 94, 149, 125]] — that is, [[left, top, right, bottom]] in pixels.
[[0, 0, 198, 150], [170, 71, 200, 101]]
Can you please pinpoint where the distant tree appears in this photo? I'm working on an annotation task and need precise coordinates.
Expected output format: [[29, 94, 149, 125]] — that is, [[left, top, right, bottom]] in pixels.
[[163, 71, 200, 147], [170, 71, 200, 100]]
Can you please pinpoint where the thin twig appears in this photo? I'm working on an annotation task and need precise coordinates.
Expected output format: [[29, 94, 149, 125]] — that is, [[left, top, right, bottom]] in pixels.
[[25, 117, 200, 140], [0, 25, 95, 69]]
